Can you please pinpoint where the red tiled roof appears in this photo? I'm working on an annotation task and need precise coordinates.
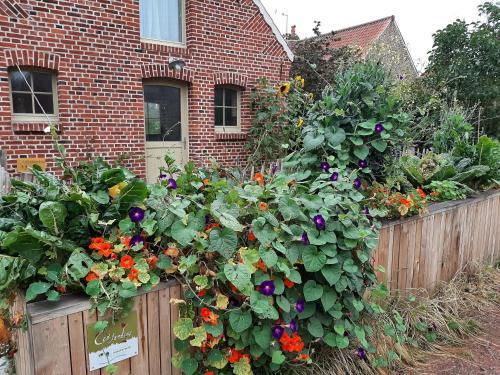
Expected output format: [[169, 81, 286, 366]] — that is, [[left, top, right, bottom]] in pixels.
[[312, 16, 394, 52]]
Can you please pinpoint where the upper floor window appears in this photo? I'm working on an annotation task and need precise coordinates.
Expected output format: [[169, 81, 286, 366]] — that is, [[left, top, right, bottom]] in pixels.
[[9, 69, 58, 123], [215, 86, 241, 132], [140, 0, 185, 45]]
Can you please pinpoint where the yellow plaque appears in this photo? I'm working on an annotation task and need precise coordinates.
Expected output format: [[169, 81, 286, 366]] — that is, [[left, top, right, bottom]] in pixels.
[[16, 158, 46, 173]]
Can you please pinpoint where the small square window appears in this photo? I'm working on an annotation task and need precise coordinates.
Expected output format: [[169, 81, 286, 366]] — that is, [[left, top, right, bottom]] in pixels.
[[140, 0, 185, 45], [214, 86, 241, 132], [9, 69, 58, 123]]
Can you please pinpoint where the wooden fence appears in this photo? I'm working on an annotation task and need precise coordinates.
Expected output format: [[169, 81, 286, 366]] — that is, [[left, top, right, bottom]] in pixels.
[[0, 167, 10, 196], [373, 190, 500, 292], [13, 281, 183, 375]]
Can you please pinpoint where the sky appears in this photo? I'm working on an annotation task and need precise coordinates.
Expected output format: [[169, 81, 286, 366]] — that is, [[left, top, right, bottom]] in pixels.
[[260, 0, 486, 70]]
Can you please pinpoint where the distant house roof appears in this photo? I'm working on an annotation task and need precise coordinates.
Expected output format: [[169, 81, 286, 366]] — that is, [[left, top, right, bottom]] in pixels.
[[308, 16, 394, 53], [252, 0, 294, 61]]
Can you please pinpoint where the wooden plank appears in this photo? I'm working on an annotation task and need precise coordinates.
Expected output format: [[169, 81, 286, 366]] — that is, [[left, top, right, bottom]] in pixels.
[[384, 225, 395, 289], [131, 294, 149, 374], [83, 309, 100, 375], [428, 212, 444, 290], [159, 287, 172, 375], [411, 217, 423, 289], [437, 210, 453, 283], [12, 293, 35, 375], [31, 316, 72, 375], [147, 291, 161, 375], [397, 222, 410, 292], [417, 214, 434, 289], [68, 312, 88, 375], [374, 227, 390, 283], [389, 224, 401, 292], [28, 281, 179, 325], [169, 285, 182, 375], [404, 219, 417, 290]]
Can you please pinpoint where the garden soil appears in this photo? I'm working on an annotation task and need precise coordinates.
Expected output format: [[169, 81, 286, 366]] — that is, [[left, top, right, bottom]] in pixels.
[[407, 306, 500, 375]]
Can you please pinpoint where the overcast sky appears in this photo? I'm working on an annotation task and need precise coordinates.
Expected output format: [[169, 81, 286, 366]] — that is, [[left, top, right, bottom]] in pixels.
[[260, 0, 486, 69]]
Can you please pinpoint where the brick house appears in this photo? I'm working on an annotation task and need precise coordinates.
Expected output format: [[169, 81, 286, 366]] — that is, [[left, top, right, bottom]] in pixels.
[[0, 0, 293, 181], [292, 16, 417, 79]]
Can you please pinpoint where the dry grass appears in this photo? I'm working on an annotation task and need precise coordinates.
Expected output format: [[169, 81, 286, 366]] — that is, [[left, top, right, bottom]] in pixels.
[[282, 265, 500, 375]]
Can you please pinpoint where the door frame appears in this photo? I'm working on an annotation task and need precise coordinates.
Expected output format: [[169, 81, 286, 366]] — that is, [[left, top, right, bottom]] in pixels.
[[143, 79, 189, 166]]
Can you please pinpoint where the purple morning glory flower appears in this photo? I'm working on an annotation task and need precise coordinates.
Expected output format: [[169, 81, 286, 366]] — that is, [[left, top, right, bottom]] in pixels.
[[330, 172, 339, 182], [296, 299, 305, 313], [167, 178, 177, 189], [375, 122, 384, 133], [320, 162, 330, 172], [289, 319, 298, 332], [358, 160, 368, 169], [259, 280, 275, 296], [129, 207, 145, 223], [301, 232, 309, 245], [356, 347, 367, 360], [130, 234, 144, 248], [272, 325, 285, 339], [158, 173, 168, 181], [313, 214, 326, 231], [363, 207, 370, 215], [353, 178, 362, 190]]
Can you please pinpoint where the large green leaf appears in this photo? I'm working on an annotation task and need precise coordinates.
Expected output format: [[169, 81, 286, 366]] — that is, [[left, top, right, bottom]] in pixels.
[[224, 263, 251, 292], [252, 218, 277, 245], [65, 250, 93, 280], [307, 317, 324, 338], [118, 180, 148, 212], [171, 218, 198, 247], [209, 228, 238, 259], [25, 281, 51, 302], [173, 318, 194, 340], [303, 133, 325, 151], [229, 310, 252, 333], [321, 265, 342, 286], [353, 145, 370, 160], [39, 201, 67, 235], [100, 168, 126, 187], [303, 280, 323, 301], [302, 246, 327, 272], [2, 229, 44, 262]]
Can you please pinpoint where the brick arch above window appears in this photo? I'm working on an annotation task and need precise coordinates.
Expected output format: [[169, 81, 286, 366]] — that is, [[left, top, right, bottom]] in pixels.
[[141, 64, 194, 83], [213, 72, 248, 89], [4, 49, 60, 71]]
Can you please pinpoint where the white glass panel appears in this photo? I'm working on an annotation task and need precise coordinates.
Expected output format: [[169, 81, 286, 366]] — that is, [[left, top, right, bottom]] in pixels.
[[140, 0, 182, 43]]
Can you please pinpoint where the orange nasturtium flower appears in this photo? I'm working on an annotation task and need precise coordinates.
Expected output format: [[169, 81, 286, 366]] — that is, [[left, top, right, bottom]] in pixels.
[[120, 255, 135, 269], [416, 187, 427, 199], [256, 259, 267, 272], [227, 348, 250, 364], [85, 272, 99, 282], [254, 172, 265, 186], [204, 372, 214, 375], [128, 268, 139, 281], [205, 223, 221, 232], [200, 307, 219, 326], [259, 202, 268, 211]]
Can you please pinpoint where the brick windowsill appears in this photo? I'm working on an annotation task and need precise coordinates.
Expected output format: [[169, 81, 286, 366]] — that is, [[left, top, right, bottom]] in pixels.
[[12, 122, 59, 133], [215, 132, 247, 141]]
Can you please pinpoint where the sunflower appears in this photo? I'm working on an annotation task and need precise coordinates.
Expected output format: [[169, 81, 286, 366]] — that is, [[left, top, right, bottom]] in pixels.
[[297, 117, 304, 128], [294, 75, 305, 88], [278, 82, 291, 96]]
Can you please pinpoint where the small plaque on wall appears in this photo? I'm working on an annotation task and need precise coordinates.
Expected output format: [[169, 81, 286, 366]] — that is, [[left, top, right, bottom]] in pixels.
[[87, 311, 139, 371], [16, 158, 46, 173]]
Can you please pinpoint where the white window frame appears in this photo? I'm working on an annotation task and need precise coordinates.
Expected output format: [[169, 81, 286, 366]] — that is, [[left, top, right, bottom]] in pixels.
[[214, 86, 242, 133], [9, 68, 58, 124], [140, 0, 187, 48]]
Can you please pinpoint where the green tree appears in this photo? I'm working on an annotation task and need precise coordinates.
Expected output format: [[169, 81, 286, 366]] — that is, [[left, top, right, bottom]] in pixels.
[[426, 2, 500, 137]]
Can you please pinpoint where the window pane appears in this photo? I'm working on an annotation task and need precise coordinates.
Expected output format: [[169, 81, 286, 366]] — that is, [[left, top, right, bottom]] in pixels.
[[34, 94, 55, 114], [10, 71, 31, 92], [215, 88, 223, 107], [224, 89, 238, 107], [144, 85, 182, 142], [215, 107, 224, 126], [33, 72, 53, 93], [140, 0, 182, 42], [12, 93, 33, 113], [225, 107, 238, 126]]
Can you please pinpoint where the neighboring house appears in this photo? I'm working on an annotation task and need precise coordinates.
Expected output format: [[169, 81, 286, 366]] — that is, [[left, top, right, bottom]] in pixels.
[[0, 0, 293, 181], [292, 16, 417, 78]]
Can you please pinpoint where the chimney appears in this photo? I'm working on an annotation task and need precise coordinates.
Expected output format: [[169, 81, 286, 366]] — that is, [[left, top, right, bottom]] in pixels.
[[291, 25, 297, 38]]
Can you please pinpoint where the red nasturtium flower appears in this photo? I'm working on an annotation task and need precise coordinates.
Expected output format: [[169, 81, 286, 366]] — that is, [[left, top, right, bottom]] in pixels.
[[120, 255, 135, 269], [204, 372, 214, 375], [254, 172, 265, 186], [110, 253, 118, 261], [227, 348, 250, 364], [256, 259, 267, 272], [128, 268, 139, 281], [280, 331, 305, 353], [248, 231, 256, 241], [205, 223, 221, 232], [400, 198, 412, 208], [416, 187, 427, 198], [259, 202, 268, 211], [85, 272, 99, 282], [200, 307, 219, 326], [197, 289, 207, 297], [147, 255, 158, 269], [121, 236, 132, 248], [283, 278, 295, 288]]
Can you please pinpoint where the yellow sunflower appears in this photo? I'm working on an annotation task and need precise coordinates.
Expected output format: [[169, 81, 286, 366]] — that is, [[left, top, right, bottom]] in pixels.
[[278, 82, 291, 96], [295, 75, 305, 88], [297, 117, 304, 128]]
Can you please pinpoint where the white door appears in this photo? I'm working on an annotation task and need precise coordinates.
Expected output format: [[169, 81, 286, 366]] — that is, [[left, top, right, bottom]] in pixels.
[[144, 82, 188, 183]]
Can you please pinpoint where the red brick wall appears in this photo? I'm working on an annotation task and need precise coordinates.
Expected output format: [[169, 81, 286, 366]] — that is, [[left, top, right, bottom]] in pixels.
[[0, 0, 291, 177]]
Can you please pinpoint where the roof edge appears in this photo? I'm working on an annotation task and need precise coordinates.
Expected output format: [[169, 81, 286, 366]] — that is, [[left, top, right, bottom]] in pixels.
[[252, 0, 294, 61]]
